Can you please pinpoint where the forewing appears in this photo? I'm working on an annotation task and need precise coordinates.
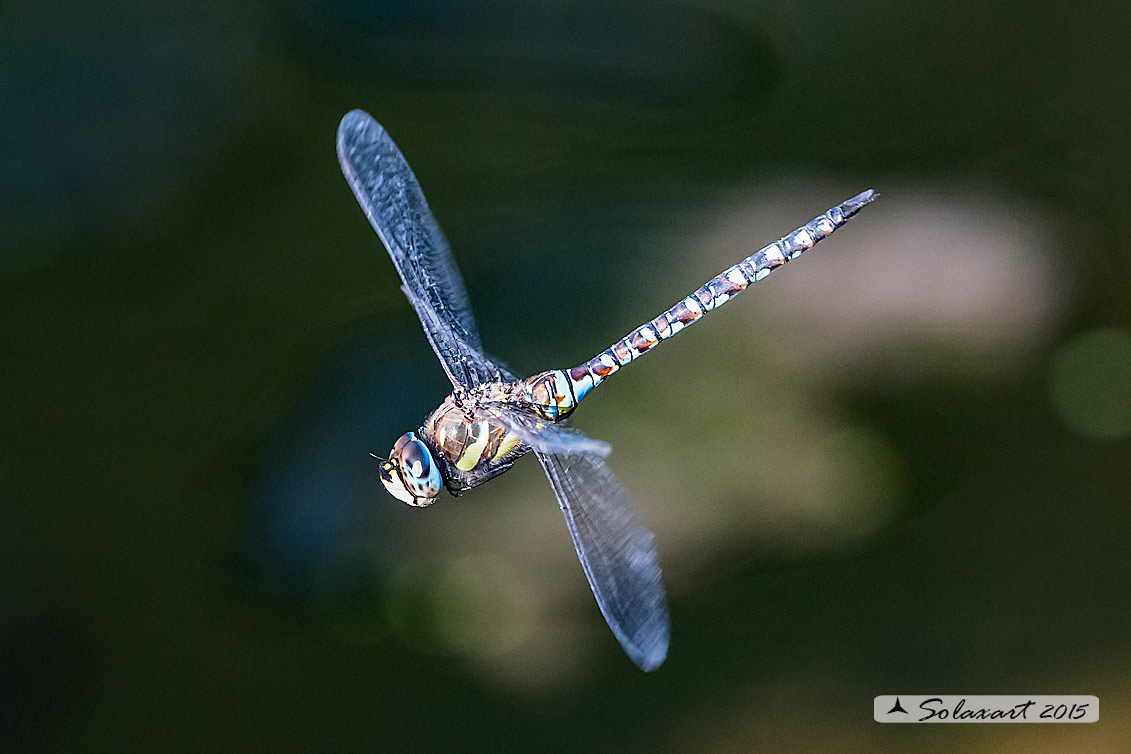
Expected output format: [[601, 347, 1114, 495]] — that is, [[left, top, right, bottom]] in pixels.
[[337, 110, 503, 388], [535, 450, 670, 671]]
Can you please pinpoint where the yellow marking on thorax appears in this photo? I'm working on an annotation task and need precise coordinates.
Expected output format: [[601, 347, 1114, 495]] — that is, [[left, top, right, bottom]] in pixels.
[[454, 420, 490, 472], [492, 430, 522, 461]]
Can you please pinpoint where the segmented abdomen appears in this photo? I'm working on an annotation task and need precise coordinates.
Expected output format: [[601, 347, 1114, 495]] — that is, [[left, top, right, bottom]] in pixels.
[[524, 190, 876, 422]]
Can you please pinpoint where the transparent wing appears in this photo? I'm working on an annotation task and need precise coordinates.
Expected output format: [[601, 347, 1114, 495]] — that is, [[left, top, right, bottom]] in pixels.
[[337, 110, 505, 388], [534, 449, 669, 671], [480, 404, 611, 457]]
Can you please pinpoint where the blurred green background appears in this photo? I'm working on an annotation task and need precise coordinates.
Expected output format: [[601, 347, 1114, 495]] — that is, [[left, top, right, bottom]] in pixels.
[[3, 0, 1130, 751]]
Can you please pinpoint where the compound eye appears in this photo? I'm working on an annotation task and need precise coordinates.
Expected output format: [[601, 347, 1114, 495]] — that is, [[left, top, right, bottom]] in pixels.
[[392, 433, 414, 455], [400, 439, 432, 481], [386, 432, 442, 502]]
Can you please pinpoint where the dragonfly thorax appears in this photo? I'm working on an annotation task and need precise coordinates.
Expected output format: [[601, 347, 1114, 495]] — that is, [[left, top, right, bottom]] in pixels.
[[424, 388, 526, 483], [379, 431, 443, 506]]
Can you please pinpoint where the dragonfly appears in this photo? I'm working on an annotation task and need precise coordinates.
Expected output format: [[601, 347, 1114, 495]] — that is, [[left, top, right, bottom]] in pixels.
[[337, 109, 876, 671]]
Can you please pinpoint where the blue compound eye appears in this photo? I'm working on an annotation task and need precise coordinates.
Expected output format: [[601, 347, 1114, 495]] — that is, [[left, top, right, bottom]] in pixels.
[[380, 432, 443, 506], [400, 439, 432, 480]]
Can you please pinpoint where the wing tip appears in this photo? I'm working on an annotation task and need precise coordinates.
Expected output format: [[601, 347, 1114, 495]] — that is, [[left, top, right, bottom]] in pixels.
[[635, 646, 669, 672], [608, 598, 670, 672], [339, 108, 375, 130], [624, 626, 670, 672], [337, 109, 383, 157], [586, 438, 613, 458]]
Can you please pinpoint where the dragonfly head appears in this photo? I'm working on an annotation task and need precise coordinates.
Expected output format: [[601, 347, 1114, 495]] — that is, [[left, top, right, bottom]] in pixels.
[[377, 432, 443, 507]]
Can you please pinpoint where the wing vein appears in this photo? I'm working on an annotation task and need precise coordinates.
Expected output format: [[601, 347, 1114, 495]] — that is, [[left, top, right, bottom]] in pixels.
[[535, 449, 669, 671], [337, 110, 504, 388]]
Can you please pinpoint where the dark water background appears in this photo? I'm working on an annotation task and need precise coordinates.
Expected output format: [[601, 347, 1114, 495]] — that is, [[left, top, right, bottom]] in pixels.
[[3, 0, 1129, 751]]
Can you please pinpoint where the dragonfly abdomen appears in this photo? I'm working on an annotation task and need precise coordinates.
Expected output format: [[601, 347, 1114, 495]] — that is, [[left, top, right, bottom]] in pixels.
[[524, 190, 877, 423]]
